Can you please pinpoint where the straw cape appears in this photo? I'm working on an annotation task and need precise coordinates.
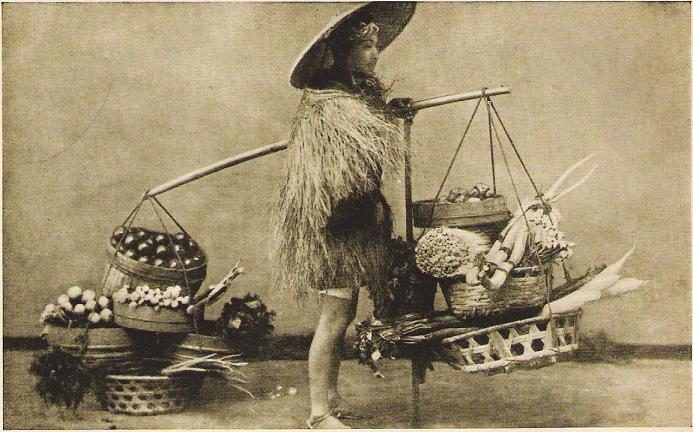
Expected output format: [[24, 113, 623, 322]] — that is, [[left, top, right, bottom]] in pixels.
[[289, 2, 416, 89], [271, 89, 410, 301]]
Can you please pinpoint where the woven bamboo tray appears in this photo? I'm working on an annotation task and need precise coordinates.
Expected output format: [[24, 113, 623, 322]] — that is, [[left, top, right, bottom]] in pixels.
[[101, 373, 201, 415], [42, 325, 136, 368], [439, 264, 553, 319], [439, 310, 581, 374]]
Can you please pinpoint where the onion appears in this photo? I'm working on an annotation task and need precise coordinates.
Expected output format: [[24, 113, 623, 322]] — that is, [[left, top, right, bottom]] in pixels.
[[155, 245, 171, 258], [138, 256, 150, 264], [81, 289, 96, 303], [122, 234, 136, 247], [154, 234, 167, 244], [168, 259, 180, 269], [153, 258, 165, 267], [67, 286, 82, 300], [137, 242, 153, 255], [124, 249, 137, 259]]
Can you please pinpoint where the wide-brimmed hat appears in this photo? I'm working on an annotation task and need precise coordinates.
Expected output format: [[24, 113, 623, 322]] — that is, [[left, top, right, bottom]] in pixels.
[[289, 2, 417, 89]]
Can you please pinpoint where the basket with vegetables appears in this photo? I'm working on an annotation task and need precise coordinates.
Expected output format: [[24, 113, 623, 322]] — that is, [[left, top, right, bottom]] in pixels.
[[165, 264, 272, 360], [112, 283, 195, 333], [40, 285, 136, 368], [412, 183, 511, 235], [103, 225, 208, 298]]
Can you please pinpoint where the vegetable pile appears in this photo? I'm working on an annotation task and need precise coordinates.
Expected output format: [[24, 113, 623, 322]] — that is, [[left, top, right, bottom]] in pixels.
[[110, 226, 204, 269], [414, 228, 486, 279], [440, 183, 496, 204], [40, 286, 114, 327], [112, 284, 191, 312], [217, 293, 276, 356], [29, 348, 91, 410]]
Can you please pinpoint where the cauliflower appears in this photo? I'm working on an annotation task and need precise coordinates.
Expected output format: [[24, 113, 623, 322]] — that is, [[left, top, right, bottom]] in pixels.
[[414, 228, 486, 279]]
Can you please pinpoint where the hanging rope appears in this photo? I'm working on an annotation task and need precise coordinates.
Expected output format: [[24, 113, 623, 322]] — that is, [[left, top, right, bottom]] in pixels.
[[416, 91, 486, 242], [488, 103, 552, 318], [485, 96, 497, 195]]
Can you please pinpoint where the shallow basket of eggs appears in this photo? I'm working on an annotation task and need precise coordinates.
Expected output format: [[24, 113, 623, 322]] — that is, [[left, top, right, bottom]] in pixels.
[[104, 226, 208, 333]]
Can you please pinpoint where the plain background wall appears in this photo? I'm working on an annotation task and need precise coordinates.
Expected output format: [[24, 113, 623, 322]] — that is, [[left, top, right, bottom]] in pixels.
[[3, 2, 690, 343]]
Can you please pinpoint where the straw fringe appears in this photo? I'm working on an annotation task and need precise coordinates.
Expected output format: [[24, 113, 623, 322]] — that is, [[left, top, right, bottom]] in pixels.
[[271, 89, 409, 301]]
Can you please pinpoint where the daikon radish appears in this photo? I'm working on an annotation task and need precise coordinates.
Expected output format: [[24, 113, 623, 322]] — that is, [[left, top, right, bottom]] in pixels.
[[540, 288, 602, 315], [465, 266, 480, 285], [544, 153, 596, 200], [480, 261, 514, 291], [538, 273, 620, 316], [579, 273, 620, 293], [508, 230, 529, 265], [600, 245, 636, 277], [604, 278, 648, 297]]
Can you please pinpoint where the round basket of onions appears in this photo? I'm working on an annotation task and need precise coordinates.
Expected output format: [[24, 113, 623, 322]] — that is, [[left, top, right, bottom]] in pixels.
[[40, 285, 135, 368], [412, 183, 511, 243]]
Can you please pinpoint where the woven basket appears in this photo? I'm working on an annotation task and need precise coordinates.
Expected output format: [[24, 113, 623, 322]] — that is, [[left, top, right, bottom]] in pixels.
[[101, 373, 201, 415], [102, 242, 207, 298], [440, 265, 553, 319], [412, 196, 511, 228], [440, 310, 582, 373], [114, 302, 194, 334], [169, 333, 234, 360], [42, 325, 136, 368]]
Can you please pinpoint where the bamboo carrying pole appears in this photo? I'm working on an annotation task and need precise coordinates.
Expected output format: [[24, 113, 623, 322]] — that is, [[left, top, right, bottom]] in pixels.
[[144, 86, 510, 198]]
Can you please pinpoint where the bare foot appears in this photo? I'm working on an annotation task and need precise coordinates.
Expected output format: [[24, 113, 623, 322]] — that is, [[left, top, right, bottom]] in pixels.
[[307, 412, 351, 429]]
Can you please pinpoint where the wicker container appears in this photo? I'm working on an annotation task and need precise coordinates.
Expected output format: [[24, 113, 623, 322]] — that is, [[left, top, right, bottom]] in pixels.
[[440, 265, 553, 319], [101, 373, 201, 415], [169, 333, 234, 360], [42, 325, 136, 368], [102, 242, 207, 298], [440, 310, 582, 373], [412, 196, 511, 228], [114, 302, 194, 334]]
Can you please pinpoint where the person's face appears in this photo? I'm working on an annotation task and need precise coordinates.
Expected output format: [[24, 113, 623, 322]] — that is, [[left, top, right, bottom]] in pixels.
[[346, 33, 379, 75]]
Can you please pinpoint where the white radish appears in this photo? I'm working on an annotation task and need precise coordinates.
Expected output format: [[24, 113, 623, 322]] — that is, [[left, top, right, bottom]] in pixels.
[[508, 230, 529, 265], [604, 278, 648, 297], [600, 245, 636, 277], [465, 266, 480, 285], [580, 273, 620, 293], [541, 286, 602, 315], [544, 153, 596, 200]]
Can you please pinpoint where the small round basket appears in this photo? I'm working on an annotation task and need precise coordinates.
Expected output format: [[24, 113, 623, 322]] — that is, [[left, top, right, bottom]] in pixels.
[[412, 196, 511, 228], [113, 302, 193, 334], [101, 373, 201, 415], [42, 325, 136, 368], [169, 333, 235, 361], [440, 264, 553, 319], [102, 241, 207, 298]]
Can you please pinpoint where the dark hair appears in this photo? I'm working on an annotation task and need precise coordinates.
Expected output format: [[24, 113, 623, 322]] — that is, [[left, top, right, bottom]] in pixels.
[[328, 12, 375, 66]]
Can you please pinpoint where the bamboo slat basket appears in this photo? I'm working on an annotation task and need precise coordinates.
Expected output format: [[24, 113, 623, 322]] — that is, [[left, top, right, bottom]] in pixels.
[[439, 264, 553, 319], [101, 373, 202, 415], [440, 310, 582, 373], [41, 325, 136, 368]]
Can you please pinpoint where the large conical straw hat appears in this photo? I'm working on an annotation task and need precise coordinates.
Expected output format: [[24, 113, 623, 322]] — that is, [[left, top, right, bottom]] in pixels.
[[289, 2, 416, 89]]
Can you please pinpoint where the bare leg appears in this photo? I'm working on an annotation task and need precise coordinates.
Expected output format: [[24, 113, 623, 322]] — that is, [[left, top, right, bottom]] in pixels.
[[308, 290, 357, 427], [327, 290, 358, 408]]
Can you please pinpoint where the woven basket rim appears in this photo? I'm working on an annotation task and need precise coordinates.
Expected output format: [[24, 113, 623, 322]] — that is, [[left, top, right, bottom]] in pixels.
[[105, 374, 173, 381]]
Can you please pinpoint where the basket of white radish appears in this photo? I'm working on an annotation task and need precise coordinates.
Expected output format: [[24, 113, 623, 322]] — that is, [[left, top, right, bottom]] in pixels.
[[40, 285, 136, 368]]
